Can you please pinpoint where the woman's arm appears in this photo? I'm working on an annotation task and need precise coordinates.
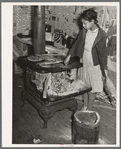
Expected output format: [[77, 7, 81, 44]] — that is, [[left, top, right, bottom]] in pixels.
[[63, 29, 85, 65], [97, 36, 108, 70], [95, 35, 108, 84], [63, 32, 80, 65]]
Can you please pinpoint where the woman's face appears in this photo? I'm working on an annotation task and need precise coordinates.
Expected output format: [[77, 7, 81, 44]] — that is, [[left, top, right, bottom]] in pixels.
[[81, 18, 94, 30]]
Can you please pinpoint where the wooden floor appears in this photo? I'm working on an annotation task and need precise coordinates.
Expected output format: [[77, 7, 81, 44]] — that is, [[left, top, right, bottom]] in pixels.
[[12, 74, 116, 145]]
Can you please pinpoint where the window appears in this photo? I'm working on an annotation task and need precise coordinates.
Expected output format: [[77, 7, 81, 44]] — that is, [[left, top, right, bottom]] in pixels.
[[45, 25, 51, 32], [52, 16, 56, 21]]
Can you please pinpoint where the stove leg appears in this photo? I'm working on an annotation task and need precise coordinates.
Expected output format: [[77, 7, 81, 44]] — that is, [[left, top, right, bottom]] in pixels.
[[38, 110, 55, 129], [68, 100, 77, 120], [69, 104, 77, 114], [38, 112, 49, 128], [70, 107, 77, 120], [42, 115, 54, 128], [41, 115, 54, 128], [43, 120, 47, 128]]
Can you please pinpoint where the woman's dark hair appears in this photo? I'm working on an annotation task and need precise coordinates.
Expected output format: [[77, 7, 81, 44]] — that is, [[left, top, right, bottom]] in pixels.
[[80, 8, 98, 24], [77, 15, 83, 31]]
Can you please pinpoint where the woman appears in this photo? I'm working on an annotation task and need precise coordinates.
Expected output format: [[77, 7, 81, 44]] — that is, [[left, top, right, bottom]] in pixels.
[[64, 9, 108, 111]]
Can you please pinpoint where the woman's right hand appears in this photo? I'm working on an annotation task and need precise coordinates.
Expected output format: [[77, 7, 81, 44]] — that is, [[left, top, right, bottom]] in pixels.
[[63, 54, 71, 66]]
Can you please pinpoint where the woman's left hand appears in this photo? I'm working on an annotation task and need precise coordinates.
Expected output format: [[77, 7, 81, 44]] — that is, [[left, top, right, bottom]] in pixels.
[[63, 54, 71, 65], [104, 69, 108, 77]]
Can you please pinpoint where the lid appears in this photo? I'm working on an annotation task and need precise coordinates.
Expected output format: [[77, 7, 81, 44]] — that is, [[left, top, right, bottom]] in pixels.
[[74, 110, 100, 128], [27, 55, 43, 62]]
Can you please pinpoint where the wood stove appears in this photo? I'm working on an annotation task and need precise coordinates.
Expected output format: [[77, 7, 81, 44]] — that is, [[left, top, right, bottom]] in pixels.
[[17, 56, 91, 128]]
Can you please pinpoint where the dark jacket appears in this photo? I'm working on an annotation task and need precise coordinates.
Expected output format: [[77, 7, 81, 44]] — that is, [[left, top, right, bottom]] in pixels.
[[69, 27, 108, 70]]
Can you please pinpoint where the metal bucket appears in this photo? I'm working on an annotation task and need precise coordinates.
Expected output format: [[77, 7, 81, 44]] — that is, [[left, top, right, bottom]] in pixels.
[[72, 110, 100, 144]]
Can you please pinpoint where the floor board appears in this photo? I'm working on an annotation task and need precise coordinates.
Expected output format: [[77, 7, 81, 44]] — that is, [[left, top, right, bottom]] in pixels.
[[12, 74, 116, 145]]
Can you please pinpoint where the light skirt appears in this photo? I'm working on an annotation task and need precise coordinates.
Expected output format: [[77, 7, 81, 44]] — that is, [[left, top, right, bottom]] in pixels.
[[79, 49, 103, 93]]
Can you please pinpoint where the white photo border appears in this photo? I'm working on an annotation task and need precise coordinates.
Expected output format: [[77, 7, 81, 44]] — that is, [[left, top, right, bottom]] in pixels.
[[1, 2, 120, 147]]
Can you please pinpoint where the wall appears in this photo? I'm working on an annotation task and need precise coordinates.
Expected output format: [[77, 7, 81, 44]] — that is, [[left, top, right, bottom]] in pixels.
[[13, 5, 31, 35], [13, 5, 117, 36]]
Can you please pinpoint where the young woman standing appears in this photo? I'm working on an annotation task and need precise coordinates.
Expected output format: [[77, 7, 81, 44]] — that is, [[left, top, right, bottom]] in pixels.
[[64, 9, 108, 111]]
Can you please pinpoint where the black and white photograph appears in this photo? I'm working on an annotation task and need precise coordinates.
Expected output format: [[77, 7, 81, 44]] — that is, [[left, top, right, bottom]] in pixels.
[[2, 2, 120, 147]]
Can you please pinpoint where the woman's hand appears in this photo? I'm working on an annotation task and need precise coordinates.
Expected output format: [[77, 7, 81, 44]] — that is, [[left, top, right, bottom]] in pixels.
[[104, 69, 108, 77], [63, 54, 71, 65]]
